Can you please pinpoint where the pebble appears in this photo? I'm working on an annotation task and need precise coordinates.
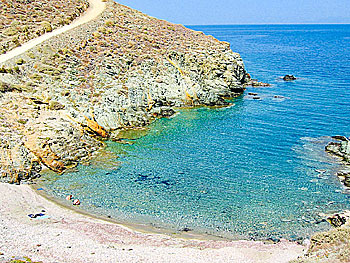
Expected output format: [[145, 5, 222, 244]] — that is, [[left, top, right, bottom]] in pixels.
[[302, 238, 311, 247]]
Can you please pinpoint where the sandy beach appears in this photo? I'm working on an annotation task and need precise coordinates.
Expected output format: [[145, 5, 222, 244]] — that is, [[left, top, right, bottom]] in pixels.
[[0, 183, 304, 263]]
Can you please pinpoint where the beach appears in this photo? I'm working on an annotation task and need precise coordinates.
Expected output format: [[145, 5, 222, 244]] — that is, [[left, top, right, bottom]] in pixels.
[[1, 0, 349, 261], [0, 183, 304, 262]]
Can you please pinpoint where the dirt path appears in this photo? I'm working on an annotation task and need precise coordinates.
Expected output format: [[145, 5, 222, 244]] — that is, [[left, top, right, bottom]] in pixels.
[[0, 0, 106, 65], [0, 183, 304, 263]]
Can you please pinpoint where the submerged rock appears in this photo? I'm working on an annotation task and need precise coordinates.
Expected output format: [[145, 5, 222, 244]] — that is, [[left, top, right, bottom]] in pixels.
[[179, 227, 193, 232], [246, 79, 270, 87]]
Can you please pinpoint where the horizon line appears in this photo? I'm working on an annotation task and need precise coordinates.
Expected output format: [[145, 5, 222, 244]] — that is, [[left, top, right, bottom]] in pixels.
[[185, 23, 350, 26]]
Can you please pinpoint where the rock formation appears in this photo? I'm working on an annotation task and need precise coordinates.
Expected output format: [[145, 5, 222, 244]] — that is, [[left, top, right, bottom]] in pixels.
[[0, 0, 249, 183], [283, 75, 296, 81]]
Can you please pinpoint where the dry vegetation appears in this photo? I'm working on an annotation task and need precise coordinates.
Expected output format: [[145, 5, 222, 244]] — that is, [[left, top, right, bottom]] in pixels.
[[0, 1, 248, 183], [292, 226, 350, 263], [0, 0, 89, 54]]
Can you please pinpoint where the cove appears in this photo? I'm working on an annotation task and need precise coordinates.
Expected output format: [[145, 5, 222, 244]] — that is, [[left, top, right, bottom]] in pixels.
[[39, 24, 350, 241]]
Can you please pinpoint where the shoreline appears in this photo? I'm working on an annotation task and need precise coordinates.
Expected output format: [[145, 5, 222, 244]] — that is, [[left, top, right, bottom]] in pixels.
[[0, 182, 304, 263], [31, 181, 232, 242]]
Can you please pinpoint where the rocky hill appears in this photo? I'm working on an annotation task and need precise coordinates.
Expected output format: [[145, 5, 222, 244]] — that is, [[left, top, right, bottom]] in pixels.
[[0, 0, 249, 184]]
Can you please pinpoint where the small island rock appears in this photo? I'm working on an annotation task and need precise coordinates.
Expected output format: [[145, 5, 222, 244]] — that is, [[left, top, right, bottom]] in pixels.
[[283, 75, 297, 81]]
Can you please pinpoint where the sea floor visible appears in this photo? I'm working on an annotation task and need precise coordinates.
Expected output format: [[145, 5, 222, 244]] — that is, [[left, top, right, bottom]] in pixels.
[[0, 183, 304, 263]]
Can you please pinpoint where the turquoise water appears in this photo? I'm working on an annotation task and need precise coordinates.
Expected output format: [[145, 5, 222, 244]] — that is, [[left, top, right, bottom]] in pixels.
[[41, 25, 350, 241]]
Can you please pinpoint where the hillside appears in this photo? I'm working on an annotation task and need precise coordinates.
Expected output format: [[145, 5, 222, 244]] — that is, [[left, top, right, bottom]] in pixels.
[[0, 0, 89, 54], [0, 0, 249, 183]]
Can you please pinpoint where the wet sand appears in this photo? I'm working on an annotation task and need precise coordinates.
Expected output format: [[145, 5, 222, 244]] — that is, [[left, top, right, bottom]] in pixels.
[[0, 183, 304, 263]]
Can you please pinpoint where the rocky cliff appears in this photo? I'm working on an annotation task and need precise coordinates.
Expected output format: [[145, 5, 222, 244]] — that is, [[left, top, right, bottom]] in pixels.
[[0, 0, 249, 184]]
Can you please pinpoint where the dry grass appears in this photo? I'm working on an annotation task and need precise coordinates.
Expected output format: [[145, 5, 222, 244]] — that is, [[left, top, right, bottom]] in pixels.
[[0, 0, 89, 54]]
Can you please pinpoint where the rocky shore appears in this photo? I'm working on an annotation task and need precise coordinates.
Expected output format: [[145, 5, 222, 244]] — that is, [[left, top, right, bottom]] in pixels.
[[326, 136, 350, 187], [0, 0, 250, 184], [291, 137, 350, 262]]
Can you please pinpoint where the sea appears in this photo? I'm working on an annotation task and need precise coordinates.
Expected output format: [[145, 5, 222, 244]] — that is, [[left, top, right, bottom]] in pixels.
[[39, 24, 350, 241]]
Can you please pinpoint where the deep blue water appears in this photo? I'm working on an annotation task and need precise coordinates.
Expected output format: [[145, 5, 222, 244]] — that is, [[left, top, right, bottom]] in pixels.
[[41, 25, 350, 241]]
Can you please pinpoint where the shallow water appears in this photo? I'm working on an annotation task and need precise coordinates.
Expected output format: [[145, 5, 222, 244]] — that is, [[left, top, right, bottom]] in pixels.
[[40, 25, 350, 241]]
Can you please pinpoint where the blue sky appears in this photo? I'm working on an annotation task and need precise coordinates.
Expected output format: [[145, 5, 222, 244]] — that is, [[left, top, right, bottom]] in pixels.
[[116, 0, 350, 25]]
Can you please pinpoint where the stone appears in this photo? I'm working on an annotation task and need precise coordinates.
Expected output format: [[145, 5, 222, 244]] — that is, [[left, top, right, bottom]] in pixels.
[[248, 79, 270, 87], [49, 101, 65, 110], [327, 213, 347, 227], [332, 135, 349, 141], [180, 227, 193, 232], [283, 75, 296, 81]]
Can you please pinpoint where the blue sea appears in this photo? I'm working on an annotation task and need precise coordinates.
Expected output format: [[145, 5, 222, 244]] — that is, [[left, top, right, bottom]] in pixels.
[[40, 25, 350, 241]]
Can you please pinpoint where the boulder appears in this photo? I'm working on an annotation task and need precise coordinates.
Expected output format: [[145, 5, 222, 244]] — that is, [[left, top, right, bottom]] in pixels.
[[327, 213, 348, 227], [283, 75, 296, 81]]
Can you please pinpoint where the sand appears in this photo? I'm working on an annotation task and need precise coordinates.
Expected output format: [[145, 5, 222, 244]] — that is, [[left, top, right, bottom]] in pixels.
[[0, 183, 304, 263]]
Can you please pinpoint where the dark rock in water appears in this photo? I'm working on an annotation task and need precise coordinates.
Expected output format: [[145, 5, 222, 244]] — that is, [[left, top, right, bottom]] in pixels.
[[180, 227, 193, 232], [264, 237, 280, 244], [344, 178, 350, 187], [338, 170, 350, 187], [160, 180, 171, 186], [327, 213, 347, 227], [332, 135, 349, 142], [315, 218, 327, 225], [248, 92, 258, 96], [247, 79, 270, 87], [283, 75, 297, 81], [253, 96, 261, 100], [325, 137, 350, 163]]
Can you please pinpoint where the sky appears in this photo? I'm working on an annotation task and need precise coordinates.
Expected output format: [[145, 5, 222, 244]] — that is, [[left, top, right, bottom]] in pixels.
[[115, 0, 350, 25]]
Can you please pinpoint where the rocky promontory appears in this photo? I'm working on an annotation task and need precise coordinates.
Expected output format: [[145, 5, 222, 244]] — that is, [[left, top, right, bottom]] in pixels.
[[0, 0, 249, 183]]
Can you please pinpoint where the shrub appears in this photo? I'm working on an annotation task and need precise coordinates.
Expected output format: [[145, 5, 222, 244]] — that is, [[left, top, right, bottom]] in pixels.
[[41, 21, 52, 33]]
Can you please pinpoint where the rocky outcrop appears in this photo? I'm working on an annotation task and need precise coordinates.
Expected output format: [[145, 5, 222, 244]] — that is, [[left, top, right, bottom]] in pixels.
[[292, 211, 350, 263], [283, 75, 296, 81], [325, 136, 350, 188], [0, 0, 249, 183], [326, 136, 350, 163]]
